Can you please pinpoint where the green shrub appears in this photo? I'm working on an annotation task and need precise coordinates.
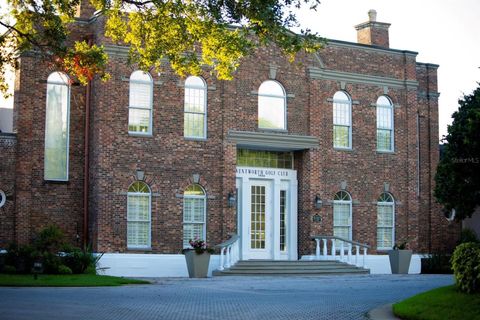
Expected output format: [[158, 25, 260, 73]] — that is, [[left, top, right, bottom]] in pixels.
[[421, 253, 453, 274], [57, 265, 73, 274], [3, 265, 16, 274], [62, 247, 97, 274], [459, 228, 479, 244], [5, 243, 35, 274], [451, 242, 480, 293], [35, 225, 65, 253]]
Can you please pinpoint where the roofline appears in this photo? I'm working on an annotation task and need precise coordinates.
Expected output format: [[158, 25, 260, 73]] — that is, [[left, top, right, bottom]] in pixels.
[[326, 39, 418, 57]]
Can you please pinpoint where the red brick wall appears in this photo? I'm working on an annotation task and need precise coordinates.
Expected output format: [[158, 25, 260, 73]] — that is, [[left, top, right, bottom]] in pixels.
[[0, 134, 17, 247], [5, 16, 459, 256]]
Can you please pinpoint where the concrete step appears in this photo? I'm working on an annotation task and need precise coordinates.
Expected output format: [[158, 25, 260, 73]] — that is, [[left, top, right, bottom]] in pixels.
[[213, 260, 370, 276]]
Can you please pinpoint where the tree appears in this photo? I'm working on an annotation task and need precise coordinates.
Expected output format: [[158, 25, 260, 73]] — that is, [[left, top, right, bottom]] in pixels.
[[0, 0, 324, 96], [435, 84, 480, 220]]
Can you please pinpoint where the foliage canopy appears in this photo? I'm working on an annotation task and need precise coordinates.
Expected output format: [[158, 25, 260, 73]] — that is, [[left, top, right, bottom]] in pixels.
[[434, 84, 480, 220], [0, 0, 324, 95]]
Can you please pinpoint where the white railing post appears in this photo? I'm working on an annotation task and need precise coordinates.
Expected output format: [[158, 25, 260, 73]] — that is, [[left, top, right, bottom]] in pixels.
[[315, 238, 320, 259], [363, 247, 367, 268], [331, 239, 336, 261], [323, 238, 328, 259], [219, 247, 226, 271], [347, 243, 352, 263], [225, 245, 231, 268], [355, 245, 360, 266], [340, 242, 344, 262]]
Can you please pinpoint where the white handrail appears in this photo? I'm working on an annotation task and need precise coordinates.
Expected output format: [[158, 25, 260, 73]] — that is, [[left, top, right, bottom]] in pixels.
[[215, 234, 240, 271], [311, 235, 370, 268]]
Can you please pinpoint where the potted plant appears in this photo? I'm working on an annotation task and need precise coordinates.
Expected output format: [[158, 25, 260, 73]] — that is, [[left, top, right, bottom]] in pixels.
[[183, 239, 214, 278], [388, 240, 412, 274]]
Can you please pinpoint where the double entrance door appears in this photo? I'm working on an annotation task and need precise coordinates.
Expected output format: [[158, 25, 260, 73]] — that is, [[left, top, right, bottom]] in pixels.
[[236, 168, 298, 260]]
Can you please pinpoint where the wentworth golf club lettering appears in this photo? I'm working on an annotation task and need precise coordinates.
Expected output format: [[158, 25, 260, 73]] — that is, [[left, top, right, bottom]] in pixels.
[[236, 168, 290, 178]]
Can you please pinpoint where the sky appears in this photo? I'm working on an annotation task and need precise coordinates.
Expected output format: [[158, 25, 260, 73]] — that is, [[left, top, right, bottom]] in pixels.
[[1, 0, 479, 139]]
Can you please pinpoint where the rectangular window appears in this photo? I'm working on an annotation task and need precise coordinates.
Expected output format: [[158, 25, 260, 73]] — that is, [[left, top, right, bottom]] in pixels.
[[280, 190, 287, 252], [184, 79, 206, 139], [333, 202, 351, 247], [377, 204, 394, 249], [251, 185, 266, 249], [128, 72, 152, 135], [127, 194, 151, 248], [44, 81, 70, 181], [333, 101, 351, 148], [183, 197, 206, 248], [237, 149, 293, 169], [377, 105, 393, 151]]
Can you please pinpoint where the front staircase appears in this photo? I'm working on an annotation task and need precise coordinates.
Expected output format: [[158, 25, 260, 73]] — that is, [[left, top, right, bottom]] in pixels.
[[212, 260, 369, 276]]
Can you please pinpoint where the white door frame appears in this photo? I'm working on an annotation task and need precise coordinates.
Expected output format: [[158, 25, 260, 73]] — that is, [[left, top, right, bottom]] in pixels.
[[236, 167, 298, 260]]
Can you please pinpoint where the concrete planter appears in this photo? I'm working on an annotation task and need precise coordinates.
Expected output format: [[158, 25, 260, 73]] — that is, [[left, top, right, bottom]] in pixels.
[[184, 250, 211, 278], [388, 250, 412, 274]]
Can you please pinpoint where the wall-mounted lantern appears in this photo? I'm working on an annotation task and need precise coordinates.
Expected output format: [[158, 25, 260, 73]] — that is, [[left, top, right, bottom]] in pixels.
[[228, 192, 236, 208], [314, 195, 322, 209]]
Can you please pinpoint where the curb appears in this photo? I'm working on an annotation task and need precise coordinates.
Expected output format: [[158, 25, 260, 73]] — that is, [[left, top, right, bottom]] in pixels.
[[367, 303, 401, 320]]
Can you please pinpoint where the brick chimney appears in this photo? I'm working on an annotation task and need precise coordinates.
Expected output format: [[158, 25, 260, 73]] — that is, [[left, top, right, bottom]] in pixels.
[[354, 10, 391, 48], [75, 0, 97, 20]]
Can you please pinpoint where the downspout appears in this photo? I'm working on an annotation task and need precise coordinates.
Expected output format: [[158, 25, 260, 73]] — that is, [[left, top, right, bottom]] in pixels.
[[83, 36, 93, 249]]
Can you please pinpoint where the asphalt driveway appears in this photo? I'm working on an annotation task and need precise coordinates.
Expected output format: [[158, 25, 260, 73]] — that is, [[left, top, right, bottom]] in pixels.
[[0, 274, 453, 320]]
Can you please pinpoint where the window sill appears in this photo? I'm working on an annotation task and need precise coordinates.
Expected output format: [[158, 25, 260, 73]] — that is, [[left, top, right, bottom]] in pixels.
[[184, 137, 207, 142], [333, 147, 353, 152], [43, 179, 69, 184], [376, 150, 395, 154], [258, 128, 288, 133], [128, 132, 153, 137], [127, 247, 152, 252]]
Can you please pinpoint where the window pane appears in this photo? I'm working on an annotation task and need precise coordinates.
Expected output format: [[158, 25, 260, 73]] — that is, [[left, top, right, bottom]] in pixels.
[[45, 79, 69, 181], [377, 129, 392, 151], [334, 226, 350, 241], [377, 106, 392, 129], [334, 203, 350, 225], [334, 125, 350, 148], [129, 108, 150, 133], [185, 88, 205, 113], [259, 80, 284, 96], [258, 95, 285, 129], [333, 102, 351, 126], [236, 149, 293, 169], [184, 113, 205, 138], [183, 223, 204, 248], [377, 227, 393, 248], [129, 82, 151, 108], [128, 195, 150, 221], [127, 222, 149, 247]]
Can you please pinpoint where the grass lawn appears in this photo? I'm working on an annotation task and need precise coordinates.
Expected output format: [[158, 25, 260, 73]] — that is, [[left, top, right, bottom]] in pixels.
[[393, 285, 480, 320], [0, 273, 150, 287]]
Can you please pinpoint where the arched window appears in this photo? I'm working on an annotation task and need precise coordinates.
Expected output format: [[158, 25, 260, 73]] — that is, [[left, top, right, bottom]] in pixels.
[[184, 76, 207, 139], [128, 71, 153, 135], [44, 72, 70, 181], [258, 80, 286, 130], [333, 91, 352, 149], [376, 96, 394, 151], [333, 191, 352, 244], [183, 184, 206, 248], [377, 192, 395, 249], [127, 181, 151, 248]]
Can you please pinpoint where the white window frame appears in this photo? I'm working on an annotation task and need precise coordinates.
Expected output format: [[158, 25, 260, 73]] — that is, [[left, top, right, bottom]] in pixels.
[[376, 95, 394, 152], [184, 76, 207, 139], [183, 185, 207, 248], [44, 72, 71, 181], [333, 91, 352, 150], [128, 71, 153, 136], [333, 191, 353, 245], [258, 80, 287, 131], [127, 182, 152, 249], [377, 192, 395, 250]]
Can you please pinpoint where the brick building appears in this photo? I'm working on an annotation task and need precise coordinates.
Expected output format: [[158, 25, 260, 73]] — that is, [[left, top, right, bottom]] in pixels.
[[0, 5, 460, 274]]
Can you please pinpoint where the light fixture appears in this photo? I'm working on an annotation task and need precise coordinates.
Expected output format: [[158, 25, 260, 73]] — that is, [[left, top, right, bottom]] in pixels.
[[228, 192, 236, 208], [314, 195, 322, 209]]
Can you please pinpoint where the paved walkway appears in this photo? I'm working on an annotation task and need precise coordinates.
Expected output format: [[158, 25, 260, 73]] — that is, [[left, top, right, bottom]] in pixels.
[[0, 274, 453, 320]]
